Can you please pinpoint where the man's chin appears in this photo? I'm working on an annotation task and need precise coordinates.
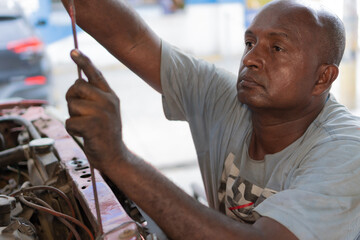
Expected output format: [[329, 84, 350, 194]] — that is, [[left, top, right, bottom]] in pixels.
[[237, 93, 268, 110], [237, 95, 246, 105], [237, 92, 256, 106]]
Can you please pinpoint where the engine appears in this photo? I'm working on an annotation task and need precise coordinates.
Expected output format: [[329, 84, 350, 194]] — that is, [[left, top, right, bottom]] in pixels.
[[0, 100, 158, 240]]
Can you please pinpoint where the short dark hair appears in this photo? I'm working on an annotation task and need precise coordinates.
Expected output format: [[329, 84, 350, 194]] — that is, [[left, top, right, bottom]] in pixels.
[[318, 12, 346, 66]]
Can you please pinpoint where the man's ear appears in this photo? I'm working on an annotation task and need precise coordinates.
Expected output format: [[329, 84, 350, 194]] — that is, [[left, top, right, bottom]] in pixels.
[[312, 64, 339, 96]]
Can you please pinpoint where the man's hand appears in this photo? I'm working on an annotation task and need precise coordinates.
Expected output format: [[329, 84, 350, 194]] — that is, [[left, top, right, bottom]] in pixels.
[[65, 50, 124, 173]]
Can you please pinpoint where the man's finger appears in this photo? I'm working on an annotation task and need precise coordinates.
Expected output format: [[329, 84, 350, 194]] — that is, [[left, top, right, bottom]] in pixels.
[[66, 78, 108, 103], [67, 98, 103, 117], [66, 115, 103, 138], [65, 116, 91, 137], [70, 49, 111, 92]]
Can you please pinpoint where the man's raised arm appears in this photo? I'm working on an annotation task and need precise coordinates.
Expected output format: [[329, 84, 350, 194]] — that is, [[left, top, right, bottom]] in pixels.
[[61, 0, 162, 93]]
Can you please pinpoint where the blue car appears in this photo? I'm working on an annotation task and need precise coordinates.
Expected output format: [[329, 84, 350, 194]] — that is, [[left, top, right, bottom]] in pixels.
[[0, 0, 52, 103]]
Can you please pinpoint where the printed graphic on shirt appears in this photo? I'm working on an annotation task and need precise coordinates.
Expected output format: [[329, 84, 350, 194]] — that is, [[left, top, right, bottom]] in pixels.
[[218, 153, 277, 223]]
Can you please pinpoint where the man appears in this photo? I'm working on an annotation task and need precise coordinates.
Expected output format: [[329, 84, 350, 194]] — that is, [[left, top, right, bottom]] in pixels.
[[63, 0, 360, 239]]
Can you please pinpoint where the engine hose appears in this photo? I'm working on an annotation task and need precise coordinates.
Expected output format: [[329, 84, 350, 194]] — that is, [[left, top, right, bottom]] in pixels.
[[23, 195, 81, 240], [0, 145, 28, 167], [19, 195, 95, 240], [0, 132, 5, 150], [11, 185, 76, 219], [0, 115, 41, 140]]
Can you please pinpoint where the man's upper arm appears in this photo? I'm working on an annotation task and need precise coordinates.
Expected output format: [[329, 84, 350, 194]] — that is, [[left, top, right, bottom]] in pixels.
[[96, 17, 162, 93], [253, 217, 298, 240], [117, 33, 162, 93]]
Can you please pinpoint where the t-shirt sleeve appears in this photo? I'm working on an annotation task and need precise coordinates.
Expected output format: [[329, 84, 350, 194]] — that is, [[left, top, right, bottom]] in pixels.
[[160, 41, 248, 208], [254, 140, 360, 240]]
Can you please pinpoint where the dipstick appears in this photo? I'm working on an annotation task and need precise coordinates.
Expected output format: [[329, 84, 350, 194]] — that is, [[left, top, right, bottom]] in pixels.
[[69, 0, 82, 80], [68, 0, 104, 236]]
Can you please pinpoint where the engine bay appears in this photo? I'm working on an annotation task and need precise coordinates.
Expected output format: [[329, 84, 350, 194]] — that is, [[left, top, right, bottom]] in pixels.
[[0, 100, 157, 240]]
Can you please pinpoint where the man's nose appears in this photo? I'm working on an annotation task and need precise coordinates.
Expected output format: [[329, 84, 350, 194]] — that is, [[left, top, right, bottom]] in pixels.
[[242, 45, 265, 70]]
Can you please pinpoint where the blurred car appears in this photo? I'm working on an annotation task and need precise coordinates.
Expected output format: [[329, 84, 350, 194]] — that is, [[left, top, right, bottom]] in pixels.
[[0, 0, 52, 103]]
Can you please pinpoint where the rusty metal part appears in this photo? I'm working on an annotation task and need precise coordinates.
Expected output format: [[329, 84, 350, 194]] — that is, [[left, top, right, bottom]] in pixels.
[[19, 106, 138, 239], [0, 145, 28, 167], [1, 218, 36, 239], [0, 99, 46, 111], [0, 116, 41, 140], [0, 195, 16, 226], [28, 138, 59, 185], [90, 164, 103, 235]]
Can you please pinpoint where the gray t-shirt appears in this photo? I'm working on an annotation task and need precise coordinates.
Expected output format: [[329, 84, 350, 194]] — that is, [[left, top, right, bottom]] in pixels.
[[160, 41, 360, 240]]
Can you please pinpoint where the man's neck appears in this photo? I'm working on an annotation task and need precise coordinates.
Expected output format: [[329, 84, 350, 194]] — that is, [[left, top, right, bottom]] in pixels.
[[248, 104, 325, 160]]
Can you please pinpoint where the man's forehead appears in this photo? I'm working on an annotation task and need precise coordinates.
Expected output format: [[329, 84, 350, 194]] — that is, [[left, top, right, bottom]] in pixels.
[[245, 28, 291, 40], [247, 1, 320, 40], [246, 24, 298, 37], [254, 0, 320, 25], [246, 18, 302, 42]]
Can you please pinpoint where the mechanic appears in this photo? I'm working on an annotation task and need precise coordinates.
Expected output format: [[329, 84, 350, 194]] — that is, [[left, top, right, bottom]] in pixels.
[[62, 0, 360, 239]]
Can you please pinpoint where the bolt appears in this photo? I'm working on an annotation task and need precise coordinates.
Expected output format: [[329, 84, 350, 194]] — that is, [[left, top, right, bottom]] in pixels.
[[118, 229, 137, 240]]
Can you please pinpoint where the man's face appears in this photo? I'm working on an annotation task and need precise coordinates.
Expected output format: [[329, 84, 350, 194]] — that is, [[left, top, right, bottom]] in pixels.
[[237, 4, 321, 115]]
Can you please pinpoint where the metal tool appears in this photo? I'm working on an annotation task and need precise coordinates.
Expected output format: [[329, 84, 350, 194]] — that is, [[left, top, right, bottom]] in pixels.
[[69, 0, 82, 80], [68, 0, 104, 236]]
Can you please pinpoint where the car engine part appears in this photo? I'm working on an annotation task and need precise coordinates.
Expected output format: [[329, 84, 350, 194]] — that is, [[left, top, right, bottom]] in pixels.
[[0, 100, 159, 240]]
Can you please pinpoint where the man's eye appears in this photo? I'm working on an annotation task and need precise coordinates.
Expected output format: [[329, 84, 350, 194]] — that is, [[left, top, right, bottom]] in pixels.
[[245, 41, 254, 47], [274, 46, 283, 52]]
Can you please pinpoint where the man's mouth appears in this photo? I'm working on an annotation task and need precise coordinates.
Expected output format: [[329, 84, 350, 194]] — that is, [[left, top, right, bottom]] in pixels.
[[237, 76, 262, 89]]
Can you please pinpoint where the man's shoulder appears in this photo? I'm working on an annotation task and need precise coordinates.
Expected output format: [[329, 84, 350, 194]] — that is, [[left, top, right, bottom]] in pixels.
[[314, 94, 360, 142], [162, 40, 237, 79]]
